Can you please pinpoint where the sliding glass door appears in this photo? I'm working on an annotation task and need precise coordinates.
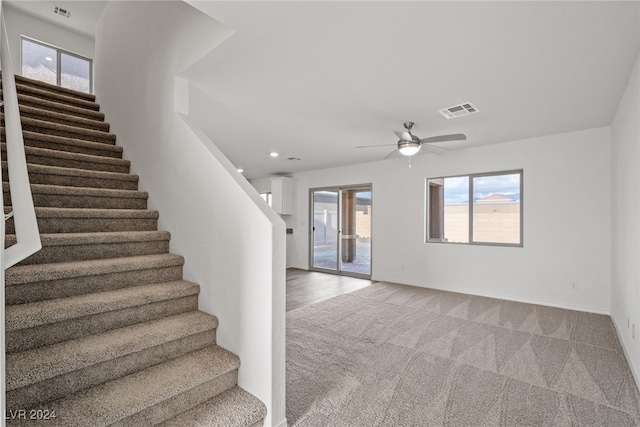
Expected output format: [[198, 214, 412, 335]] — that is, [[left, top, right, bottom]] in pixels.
[[310, 185, 372, 278]]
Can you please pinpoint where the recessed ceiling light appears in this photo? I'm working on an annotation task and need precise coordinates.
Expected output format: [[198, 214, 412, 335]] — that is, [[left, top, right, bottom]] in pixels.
[[237, 168, 244, 173], [270, 152, 279, 158], [45, 57, 53, 62]]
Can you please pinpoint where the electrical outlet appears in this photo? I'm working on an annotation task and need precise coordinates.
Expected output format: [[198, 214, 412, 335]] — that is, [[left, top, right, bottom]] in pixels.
[[569, 282, 578, 291]]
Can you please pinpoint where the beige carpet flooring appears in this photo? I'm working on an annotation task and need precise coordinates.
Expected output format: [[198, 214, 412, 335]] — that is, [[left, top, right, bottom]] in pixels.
[[286, 282, 640, 426]]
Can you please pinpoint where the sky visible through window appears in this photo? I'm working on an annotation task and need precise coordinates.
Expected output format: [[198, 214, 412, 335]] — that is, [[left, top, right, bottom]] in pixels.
[[444, 173, 520, 204]]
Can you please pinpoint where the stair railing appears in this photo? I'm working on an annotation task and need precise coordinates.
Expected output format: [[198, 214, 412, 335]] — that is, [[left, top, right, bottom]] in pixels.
[[0, 8, 42, 270]]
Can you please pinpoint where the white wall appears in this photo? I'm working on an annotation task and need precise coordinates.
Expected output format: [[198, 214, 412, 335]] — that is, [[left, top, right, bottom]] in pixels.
[[288, 127, 612, 314], [3, 3, 94, 72], [94, 2, 285, 426], [611, 52, 640, 386]]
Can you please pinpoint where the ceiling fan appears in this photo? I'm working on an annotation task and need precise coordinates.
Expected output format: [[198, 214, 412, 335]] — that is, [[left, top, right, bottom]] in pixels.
[[356, 122, 466, 159]]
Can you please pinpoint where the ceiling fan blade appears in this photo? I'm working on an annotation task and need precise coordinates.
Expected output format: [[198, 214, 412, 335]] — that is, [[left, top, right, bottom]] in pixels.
[[417, 144, 447, 155], [356, 143, 397, 149], [394, 130, 413, 141], [419, 133, 467, 144], [384, 149, 401, 159]]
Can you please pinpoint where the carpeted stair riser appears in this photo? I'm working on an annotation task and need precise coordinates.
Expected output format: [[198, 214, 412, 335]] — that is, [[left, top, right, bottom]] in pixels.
[[9, 330, 216, 411], [24, 167, 137, 191], [6, 281, 200, 353], [5, 254, 185, 304], [1, 114, 116, 145], [18, 105, 110, 132], [114, 370, 239, 427], [160, 387, 268, 427], [6, 346, 240, 427], [3, 162, 138, 191], [3, 129, 124, 159], [3, 183, 148, 210], [5, 207, 159, 234], [17, 93, 105, 121], [13, 75, 97, 102], [2, 144, 131, 173], [7, 312, 218, 409], [6, 231, 170, 265], [14, 83, 100, 111]]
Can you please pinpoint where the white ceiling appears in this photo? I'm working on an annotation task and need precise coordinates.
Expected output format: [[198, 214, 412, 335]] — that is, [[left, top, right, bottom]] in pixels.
[[6, 1, 640, 180], [186, 1, 640, 179], [5, 0, 107, 38]]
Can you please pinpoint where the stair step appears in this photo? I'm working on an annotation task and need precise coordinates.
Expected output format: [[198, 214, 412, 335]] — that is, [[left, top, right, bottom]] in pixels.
[[3, 162, 138, 190], [5, 253, 184, 304], [7, 231, 170, 265], [5, 207, 159, 234], [3, 183, 148, 209], [1, 114, 116, 145], [2, 144, 130, 173], [6, 311, 218, 409], [6, 280, 200, 353], [17, 92, 105, 121], [6, 346, 239, 427], [14, 75, 97, 103], [160, 386, 267, 427], [2, 129, 123, 159], [16, 82, 100, 111], [18, 104, 110, 132]]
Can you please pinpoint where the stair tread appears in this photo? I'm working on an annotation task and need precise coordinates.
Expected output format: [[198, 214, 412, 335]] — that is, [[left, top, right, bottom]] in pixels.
[[6, 253, 184, 286], [6, 206, 158, 219], [2, 143, 129, 166], [18, 104, 109, 130], [5, 114, 117, 143], [15, 129, 123, 154], [9, 346, 238, 427], [16, 93, 105, 121], [20, 128, 123, 155], [16, 82, 100, 110], [6, 230, 170, 247], [3, 183, 148, 199], [6, 311, 219, 390], [15, 75, 97, 102], [10, 163, 138, 182], [160, 386, 267, 427], [6, 280, 199, 332]]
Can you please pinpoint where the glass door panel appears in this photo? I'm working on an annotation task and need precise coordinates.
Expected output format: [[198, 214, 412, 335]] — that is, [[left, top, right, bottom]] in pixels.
[[340, 189, 371, 275], [312, 190, 339, 271], [310, 186, 372, 278]]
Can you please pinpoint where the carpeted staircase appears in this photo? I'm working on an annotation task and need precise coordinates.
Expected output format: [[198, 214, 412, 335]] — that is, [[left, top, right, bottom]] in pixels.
[[2, 75, 267, 426]]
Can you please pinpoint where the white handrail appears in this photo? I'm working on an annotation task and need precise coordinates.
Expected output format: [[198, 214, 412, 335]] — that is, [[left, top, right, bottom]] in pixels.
[[1, 8, 41, 269]]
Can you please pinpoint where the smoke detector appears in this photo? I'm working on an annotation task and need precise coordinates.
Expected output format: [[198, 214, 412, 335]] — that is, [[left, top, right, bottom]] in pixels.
[[438, 102, 479, 119], [53, 6, 72, 18]]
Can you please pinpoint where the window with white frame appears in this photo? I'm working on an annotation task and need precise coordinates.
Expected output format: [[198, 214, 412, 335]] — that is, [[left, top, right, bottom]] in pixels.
[[427, 170, 523, 246], [260, 192, 273, 207], [21, 37, 92, 93]]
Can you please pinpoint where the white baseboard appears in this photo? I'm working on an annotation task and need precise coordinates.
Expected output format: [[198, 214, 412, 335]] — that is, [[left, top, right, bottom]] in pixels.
[[611, 315, 640, 392], [375, 276, 610, 315]]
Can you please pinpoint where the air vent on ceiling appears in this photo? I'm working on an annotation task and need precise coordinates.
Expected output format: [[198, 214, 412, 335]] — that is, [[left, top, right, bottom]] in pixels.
[[53, 6, 72, 18], [286, 157, 301, 161], [438, 102, 479, 119]]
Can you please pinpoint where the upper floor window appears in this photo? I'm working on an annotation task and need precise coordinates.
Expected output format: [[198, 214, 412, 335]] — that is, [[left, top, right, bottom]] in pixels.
[[260, 192, 273, 207], [21, 37, 92, 93], [427, 170, 523, 246]]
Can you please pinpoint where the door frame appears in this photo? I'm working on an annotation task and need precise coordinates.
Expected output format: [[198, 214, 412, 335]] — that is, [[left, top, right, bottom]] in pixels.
[[308, 183, 373, 279]]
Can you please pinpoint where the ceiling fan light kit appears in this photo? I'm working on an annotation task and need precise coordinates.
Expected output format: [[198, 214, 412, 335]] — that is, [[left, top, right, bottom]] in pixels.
[[355, 121, 466, 160], [398, 141, 421, 156]]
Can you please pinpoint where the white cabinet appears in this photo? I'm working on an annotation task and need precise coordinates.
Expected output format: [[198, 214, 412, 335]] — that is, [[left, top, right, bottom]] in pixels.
[[271, 177, 293, 215]]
